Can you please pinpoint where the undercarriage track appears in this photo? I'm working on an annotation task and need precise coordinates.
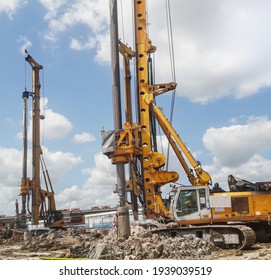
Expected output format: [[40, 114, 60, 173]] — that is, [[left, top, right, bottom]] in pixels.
[[151, 224, 256, 250]]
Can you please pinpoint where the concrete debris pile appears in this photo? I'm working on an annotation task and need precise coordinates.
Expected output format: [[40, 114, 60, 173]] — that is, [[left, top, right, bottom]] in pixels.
[[16, 225, 217, 260], [21, 228, 107, 258], [89, 225, 216, 260]]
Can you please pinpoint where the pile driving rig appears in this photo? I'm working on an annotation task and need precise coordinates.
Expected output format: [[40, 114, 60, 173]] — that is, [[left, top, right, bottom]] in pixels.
[[103, 0, 271, 249], [17, 52, 85, 230]]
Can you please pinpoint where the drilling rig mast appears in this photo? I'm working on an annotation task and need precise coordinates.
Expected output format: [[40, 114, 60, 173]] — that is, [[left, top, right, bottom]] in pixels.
[[18, 53, 85, 229]]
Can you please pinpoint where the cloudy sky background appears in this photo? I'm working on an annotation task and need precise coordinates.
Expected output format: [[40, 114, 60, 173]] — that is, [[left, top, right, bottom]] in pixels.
[[0, 0, 271, 215]]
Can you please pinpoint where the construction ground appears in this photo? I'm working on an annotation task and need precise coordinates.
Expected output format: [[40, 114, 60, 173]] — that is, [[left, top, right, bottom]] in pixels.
[[1, 225, 271, 260]]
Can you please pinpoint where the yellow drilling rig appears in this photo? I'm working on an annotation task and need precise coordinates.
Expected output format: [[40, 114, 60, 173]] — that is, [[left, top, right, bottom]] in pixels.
[[103, 0, 271, 249]]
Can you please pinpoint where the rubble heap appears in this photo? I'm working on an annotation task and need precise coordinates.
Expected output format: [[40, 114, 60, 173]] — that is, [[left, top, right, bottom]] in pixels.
[[20, 228, 105, 258], [89, 225, 216, 259], [17, 225, 217, 260]]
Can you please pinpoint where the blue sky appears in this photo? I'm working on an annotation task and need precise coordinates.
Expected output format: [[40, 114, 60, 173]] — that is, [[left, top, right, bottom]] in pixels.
[[1, 0, 271, 215]]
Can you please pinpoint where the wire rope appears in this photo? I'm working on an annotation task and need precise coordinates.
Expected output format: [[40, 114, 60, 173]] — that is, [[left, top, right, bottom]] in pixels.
[[24, 58, 27, 90], [131, 0, 139, 124], [165, 0, 177, 170], [119, 0, 125, 42]]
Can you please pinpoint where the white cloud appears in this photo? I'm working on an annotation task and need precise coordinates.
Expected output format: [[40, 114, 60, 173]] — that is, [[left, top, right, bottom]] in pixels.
[[0, 0, 26, 19], [203, 115, 271, 167], [36, 0, 271, 102], [146, 118, 271, 191], [41, 146, 83, 184], [204, 155, 271, 191], [17, 35, 32, 54], [16, 97, 73, 142], [0, 147, 22, 186], [0, 186, 19, 216], [0, 145, 83, 215], [55, 185, 83, 209], [70, 36, 96, 51], [70, 38, 84, 51], [40, 0, 110, 62], [193, 115, 271, 190], [73, 132, 95, 143], [38, 97, 73, 140], [145, 0, 271, 103], [93, 32, 110, 66], [40, 110, 72, 140], [39, 0, 67, 20], [55, 152, 118, 209]]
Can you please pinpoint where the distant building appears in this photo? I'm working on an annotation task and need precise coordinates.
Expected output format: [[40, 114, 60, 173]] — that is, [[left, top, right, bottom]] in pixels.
[[85, 208, 144, 229]]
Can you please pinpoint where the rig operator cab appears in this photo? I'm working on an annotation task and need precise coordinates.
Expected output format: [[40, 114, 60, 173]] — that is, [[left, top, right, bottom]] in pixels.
[[171, 186, 211, 225], [171, 178, 271, 241]]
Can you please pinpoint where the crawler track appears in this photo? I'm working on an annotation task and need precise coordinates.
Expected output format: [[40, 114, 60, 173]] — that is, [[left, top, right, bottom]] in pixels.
[[151, 224, 256, 250]]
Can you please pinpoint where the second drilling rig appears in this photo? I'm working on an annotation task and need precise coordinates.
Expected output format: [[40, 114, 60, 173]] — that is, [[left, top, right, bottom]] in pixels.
[[17, 52, 85, 230]]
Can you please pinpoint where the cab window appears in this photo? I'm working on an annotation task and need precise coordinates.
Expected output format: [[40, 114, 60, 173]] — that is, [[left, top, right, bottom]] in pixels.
[[199, 188, 207, 210], [176, 189, 198, 216]]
